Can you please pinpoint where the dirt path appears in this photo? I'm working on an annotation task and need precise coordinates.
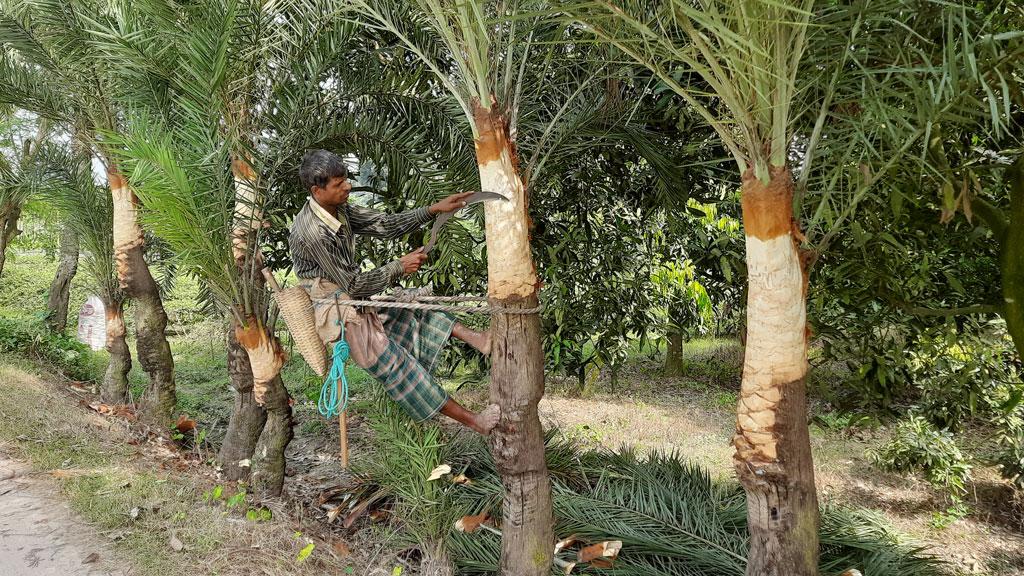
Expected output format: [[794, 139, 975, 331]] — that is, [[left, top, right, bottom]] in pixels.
[[0, 452, 128, 576]]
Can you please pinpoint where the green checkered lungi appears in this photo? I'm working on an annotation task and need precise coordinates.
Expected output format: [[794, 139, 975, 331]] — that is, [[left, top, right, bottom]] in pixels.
[[364, 308, 456, 421]]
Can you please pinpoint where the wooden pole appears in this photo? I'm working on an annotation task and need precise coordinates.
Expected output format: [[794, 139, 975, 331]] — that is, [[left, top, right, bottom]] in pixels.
[[339, 410, 349, 468]]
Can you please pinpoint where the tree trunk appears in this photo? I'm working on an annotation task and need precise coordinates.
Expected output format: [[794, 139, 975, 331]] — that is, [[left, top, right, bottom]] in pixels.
[[101, 296, 131, 404], [0, 203, 23, 279], [733, 167, 819, 576], [227, 155, 289, 492], [665, 331, 684, 376], [219, 318, 268, 482], [108, 168, 176, 425], [475, 103, 554, 576], [46, 222, 80, 333], [250, 371, 293, 497], [237, 319, 291, 496], [1002, 157, 1024, 359]]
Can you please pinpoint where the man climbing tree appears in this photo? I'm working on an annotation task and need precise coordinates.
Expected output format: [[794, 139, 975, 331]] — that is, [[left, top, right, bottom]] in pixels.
[[290, 149, 500, 434]]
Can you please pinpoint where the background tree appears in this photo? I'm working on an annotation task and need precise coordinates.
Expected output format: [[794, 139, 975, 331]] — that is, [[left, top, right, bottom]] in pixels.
[[44, 220, 78, 332], [43, 145, 130, 402], [0, 0, 176, 424], [0, 111, 47, 278]]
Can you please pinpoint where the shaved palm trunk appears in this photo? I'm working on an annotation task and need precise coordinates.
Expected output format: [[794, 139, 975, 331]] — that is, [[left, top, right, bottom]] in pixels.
[[475, 103, 553, 575], [229, 157, 290, 494], [0, 202, 22, 279], [238, 318, 290, 496], [219, 318, 268, 482], [101, 296, 131, 404], [733, 167, 818, 576], [46, 222, 79, 332], [108, 168, 176, 424]]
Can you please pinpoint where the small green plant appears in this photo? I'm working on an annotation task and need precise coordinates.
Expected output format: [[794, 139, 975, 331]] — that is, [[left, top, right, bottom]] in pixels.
[[245, 507, 273, 522], [225, 488, 246, 508], [203, 484, 225, 503], [930, 502, 970, 529], [0, 316, 97, 380], [713, 391, 737, 409], [873, 415, 972, 513], [296, 542, 315, 563]]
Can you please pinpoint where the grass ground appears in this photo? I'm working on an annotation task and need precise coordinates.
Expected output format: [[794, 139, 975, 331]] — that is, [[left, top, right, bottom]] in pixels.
[[2, 252, 1023, 575]]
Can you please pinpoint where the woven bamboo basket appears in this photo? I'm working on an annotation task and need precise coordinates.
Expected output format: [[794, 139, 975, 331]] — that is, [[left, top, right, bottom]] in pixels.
[[262, 271, 327, 377], [263, 269, 348, 466]]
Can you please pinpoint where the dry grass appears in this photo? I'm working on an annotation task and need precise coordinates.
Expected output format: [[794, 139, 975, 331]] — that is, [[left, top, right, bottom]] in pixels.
[[0, 354, 397, 576]]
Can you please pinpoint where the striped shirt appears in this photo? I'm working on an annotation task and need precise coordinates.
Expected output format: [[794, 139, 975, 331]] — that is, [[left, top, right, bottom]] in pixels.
[[289, 197, 433, 299]]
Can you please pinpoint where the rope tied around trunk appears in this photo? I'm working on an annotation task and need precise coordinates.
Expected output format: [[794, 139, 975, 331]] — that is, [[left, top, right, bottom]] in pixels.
[[334, 293, 544, 315]]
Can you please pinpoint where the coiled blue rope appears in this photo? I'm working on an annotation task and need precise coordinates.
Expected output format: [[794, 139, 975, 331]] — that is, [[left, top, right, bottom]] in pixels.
[[318, 326, 349, 419]]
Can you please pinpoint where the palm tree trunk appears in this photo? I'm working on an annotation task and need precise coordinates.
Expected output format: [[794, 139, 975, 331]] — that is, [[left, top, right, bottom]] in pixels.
[[101, 296, 131, 404], [474, 102, 554, 576], [0, 202, 22, 279], [108, 167, 176, 424], [237, 318, 290, 496], [733, 167, 818, 576], [46, 222, 80, 333], [1002, 158, 1024, 359], [250, 376, 292, 496], [219, 317, 268, 482], [227, 156, 289, 492]]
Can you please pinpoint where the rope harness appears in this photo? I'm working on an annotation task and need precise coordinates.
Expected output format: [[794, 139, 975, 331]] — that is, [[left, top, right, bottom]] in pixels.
[[314, 290, 542, 420], [333, 293, 544, 315]]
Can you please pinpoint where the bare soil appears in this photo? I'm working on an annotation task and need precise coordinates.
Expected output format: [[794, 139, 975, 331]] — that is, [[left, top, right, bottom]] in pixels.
[[0, 452, 129, 576]]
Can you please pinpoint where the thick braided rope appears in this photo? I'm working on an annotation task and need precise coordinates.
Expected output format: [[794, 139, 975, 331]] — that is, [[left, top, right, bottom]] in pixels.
[[334, 297, 543, 315], [370, 294, 487, 303]]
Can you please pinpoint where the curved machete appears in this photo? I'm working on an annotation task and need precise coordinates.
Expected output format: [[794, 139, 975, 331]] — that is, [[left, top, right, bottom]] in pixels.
[[421, 191, 508, 255]]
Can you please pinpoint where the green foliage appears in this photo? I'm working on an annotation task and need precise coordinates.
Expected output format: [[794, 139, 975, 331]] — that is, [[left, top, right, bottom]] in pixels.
[[0, 315, 98, 381], [360, 393, 945, 576], [909, 329, 1021, 430], [873, 416, 972, 503], [994, 425, 1024, 490]]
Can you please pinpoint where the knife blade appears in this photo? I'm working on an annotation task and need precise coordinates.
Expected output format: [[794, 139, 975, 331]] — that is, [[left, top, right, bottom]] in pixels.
[[421, 191, 509, 255]]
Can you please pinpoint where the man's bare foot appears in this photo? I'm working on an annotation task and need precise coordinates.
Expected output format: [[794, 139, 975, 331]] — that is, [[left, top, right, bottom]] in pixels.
[[452, 322, 492, 356], [471, 404, 501, 435]]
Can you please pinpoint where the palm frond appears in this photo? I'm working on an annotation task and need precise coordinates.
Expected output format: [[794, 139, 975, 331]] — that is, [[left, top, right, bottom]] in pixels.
[[357, 391, 947, 576]]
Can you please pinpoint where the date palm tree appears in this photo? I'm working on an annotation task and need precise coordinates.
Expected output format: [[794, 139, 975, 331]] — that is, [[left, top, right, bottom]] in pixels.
[[564, 1, 1021, 573], [43, 144, 131, 403], [0, 0, 176, 424], [339, 2, 655, 571]]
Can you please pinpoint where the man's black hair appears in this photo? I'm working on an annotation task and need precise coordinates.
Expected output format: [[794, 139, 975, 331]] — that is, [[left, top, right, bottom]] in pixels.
[[299, 149, 349, 192]]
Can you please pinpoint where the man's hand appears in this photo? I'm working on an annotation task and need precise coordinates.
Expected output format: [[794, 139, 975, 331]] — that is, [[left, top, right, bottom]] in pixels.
[[428, 191, 475, 215], [399, 248, 428, 275]]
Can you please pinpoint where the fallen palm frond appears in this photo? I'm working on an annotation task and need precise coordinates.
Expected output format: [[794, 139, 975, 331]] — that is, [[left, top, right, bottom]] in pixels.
[[354, 390, 946, 576]]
